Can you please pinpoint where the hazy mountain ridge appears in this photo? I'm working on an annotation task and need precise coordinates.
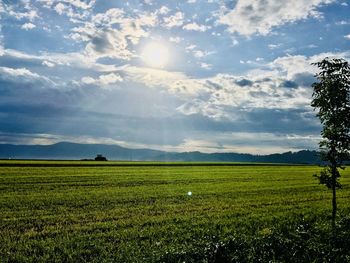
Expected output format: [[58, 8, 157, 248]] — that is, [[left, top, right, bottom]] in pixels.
[[0, 142, 320, 164]]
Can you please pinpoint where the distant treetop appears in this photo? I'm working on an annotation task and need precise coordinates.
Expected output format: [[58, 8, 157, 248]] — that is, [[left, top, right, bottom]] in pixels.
[[95, 154, 107, 161]]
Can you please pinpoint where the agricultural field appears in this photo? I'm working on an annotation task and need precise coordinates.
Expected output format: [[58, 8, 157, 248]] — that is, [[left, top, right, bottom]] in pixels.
[[0, 161, 350, 262]]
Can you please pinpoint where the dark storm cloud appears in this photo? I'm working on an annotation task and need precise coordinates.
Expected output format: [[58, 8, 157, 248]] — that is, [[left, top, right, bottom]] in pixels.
[[279, 80, 299, 88], [205, 80, 223, 90], [235, 78, 253, 87], [292, 73, 315, 87]]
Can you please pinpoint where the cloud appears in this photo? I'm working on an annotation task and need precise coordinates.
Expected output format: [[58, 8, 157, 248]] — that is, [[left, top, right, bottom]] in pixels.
[[169, 36, 183, 43], [193, 49, 215, 58], [0, 2, 4, 14], [162, 133, 320, 154], [21, 22, 36, 30], [345, 34, 350, 40], [200, 62, 212, 70], [0, 66, 61, 106], [177, 99, 228, 119], [71, 8, 158, 60], [270, 52, 350, 79], [219, 0, 334, 36], [81, 73, 123, 87], [54, 3, 66, 15], [0, 26, 3, 56], [335, 20, 350, 25], [63, 0, 95, 10], [186, 44, 197, 51], [163, 12, 184, 28], [123, 66, 188, 90], [0, 66, 53, 85], [183, 22, 210, 32], [42, 60, 55, 67], [158, 6, 170, 15], [1, 48, 123, 73], [185, 44, 215, 59], [84, 29, 132, 60], [126, 66, 313, 119], [124, 52, 349, 122], [39, 0, 95, 10], [268, 43, 282, 49], [7, 9, 38, 22], [231, 39, 239, 46]]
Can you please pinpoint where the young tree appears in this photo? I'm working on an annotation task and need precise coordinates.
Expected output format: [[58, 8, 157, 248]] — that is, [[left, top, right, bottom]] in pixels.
[[311, 58, 350, 230]]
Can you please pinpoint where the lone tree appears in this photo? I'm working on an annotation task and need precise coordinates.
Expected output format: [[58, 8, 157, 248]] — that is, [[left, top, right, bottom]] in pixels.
[[311, 57, 350, 229]]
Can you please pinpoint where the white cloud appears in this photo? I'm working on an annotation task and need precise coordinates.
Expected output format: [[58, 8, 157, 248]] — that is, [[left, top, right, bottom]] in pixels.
[[71, 8, 158, 60], [0, 2, 4, 14], [0, 26, 3, 56], [0, 67, 40, 78], [345, 34, 350, 40], [193, 49, 215, 58], [270, 52, 350, 79], [200, 62, 212, 70], [92, 8, 125, 25], [54, 3, 66, 15], [42, 60, 55, 67], [123, 52, 350, 121], [158, 6, 170, 15], [177, 99, 228, 119], [0, 66, 55, 87], [64, 0, 95, 9], [183, 22, 210, 32], [185, 44, 197, 51], [21, 22, 36, 30], [232, 39, 239, 46], [193, 50, 205, 58], [8, 9, 38, 22], [219, 0, 334, 36], [335, 20, 350, 25], [307, 44, 317, 48], [81, 73, 123, 87], [268, 43, 282, 49], [99, 73, 123, 84], [185, 45, 214, 60], [270, 55, 316, 78], [123, 66, 188, 90], [169, 36, 183, 43], [40, 0, 95, 9], [163, 12, 184, 28], [2, 48, 123, 73]]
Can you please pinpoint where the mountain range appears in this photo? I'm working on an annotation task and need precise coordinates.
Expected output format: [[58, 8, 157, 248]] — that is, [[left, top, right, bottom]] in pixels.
[[0, 142, 320, 164]]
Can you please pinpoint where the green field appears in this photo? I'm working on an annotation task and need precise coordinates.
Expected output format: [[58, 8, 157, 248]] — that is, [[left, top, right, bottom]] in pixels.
[[1, 161, 350, 262]]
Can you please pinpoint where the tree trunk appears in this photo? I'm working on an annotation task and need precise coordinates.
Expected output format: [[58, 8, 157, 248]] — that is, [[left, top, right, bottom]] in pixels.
[[331, 162, 337, 232], [332, 178, 336, 230]]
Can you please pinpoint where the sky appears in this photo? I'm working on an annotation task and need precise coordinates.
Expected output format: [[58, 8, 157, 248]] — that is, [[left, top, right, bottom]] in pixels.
[[0, 0, 349, 154]]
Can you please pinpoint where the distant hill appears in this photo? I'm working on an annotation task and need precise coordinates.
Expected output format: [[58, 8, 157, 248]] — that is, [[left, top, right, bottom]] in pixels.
[[0, 142, 321, 164]]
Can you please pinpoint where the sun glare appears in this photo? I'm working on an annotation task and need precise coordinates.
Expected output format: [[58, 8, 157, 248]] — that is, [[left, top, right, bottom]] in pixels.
[[141, 42, 169, 68]]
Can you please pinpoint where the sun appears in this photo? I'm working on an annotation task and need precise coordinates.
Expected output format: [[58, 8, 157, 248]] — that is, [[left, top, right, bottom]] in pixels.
[[141, 42, 169, 68]]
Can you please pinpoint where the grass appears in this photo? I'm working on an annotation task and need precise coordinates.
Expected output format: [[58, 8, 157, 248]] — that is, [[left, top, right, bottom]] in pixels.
[[0, 161, 349, 262]]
